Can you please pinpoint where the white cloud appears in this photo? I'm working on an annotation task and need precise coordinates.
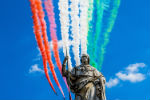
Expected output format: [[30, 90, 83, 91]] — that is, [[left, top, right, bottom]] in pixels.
[[116, 63, 146, 83], [106, 78, 119, 88], [106, 63, 146, 88], [116, 72, 145, 83], [29, 64, 44, 73], [126, 63, 146, 72]]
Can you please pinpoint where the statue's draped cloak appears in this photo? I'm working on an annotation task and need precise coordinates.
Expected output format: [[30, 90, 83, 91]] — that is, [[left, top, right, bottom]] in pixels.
[[66, 65, 106, 100]]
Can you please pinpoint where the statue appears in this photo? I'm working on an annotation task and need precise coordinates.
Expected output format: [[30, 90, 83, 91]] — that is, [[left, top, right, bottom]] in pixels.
[[62, 54, 106, 100]]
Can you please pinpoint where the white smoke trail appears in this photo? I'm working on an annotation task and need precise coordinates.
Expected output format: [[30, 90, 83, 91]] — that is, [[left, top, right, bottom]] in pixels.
[[70, 0, 80, 66], [58, 0, 72, 70], [79, 0, 89, 55]]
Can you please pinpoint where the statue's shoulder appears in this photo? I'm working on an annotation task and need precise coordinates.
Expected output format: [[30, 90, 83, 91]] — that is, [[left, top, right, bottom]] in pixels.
[[73, 65, 84, 70], [86, 65, 97, 70], [75, 65, 81, 68], [90, 67, 103, 77], [70, 65, 80, 74]]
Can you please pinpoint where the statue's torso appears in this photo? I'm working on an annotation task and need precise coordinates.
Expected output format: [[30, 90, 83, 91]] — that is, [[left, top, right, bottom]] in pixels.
[[69, 65, 102, 92], [65, 64, 106, 100]]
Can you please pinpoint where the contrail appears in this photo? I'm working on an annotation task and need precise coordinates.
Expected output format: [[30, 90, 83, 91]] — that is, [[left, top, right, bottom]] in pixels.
[[79, 0, 89, 55], [97, 0, 121, 70], [70, 0, 80, 66], [58, 0, 72, 70], [35, 0, 64, 97], [29, 0, 56, 94]]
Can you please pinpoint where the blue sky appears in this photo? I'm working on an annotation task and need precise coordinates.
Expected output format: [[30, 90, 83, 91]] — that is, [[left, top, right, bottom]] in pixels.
[[0, 0, 150, 100]]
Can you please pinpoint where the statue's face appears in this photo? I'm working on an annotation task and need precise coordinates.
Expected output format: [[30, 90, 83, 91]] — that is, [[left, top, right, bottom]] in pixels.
[[81, 56, 88, 65]]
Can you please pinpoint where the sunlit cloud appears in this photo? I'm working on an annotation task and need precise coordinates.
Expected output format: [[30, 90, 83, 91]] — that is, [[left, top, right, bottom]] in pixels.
[[29, 64, 44, 73], [116, 72, 145, 83], [106, 78, 119, 88], [125, 63, 146, 72], [106, 63, 146, 88], [116, 63, 146, 83]]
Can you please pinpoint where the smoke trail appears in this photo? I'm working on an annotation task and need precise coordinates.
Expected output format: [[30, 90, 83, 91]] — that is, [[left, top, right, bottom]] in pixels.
[[29, 0, 56, 94], [44, 0, 62, 75], [35, 0, 64, 97], [91, 0, 106, 68], [97, 0, 121, 70], [70, 0, 80, 66], [79, 0, 89, 55], [44, 1, 72, 99], [58, 0, 72, 70], [87, 0, 94, 66]]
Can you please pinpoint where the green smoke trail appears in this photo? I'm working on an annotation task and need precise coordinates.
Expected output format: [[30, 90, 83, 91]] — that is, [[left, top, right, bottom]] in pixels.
[[97, 0, 121, 70], [87, 0, 95, 67], [92, 0, 105, 68]]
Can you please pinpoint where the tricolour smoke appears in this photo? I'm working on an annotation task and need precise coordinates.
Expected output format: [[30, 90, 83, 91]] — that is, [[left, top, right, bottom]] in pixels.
[[35, 0, 64, 97], [29, 0, 56, 94], [70, 0, 80, 66], [58, 0, 72, 70]]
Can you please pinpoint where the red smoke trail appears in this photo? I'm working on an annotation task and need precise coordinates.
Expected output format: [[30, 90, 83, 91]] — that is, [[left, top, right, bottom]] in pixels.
[[44, 0, 62, 74], [35, 0, 65, 97], [44, 1, 72, 99], [29, 0, 56, 94]]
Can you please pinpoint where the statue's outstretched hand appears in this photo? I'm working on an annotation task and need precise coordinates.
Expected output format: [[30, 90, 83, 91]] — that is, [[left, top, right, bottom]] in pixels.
[[65, 56, 69, 60], [62, 56, 69, 76], [63, 56, 69, 64]]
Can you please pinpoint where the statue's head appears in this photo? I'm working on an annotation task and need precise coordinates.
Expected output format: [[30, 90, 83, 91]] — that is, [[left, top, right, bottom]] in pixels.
[[80, 54, 90, 65]]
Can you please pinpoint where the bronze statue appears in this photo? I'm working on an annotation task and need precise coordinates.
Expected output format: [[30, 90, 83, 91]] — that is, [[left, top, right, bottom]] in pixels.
[[62, 54, 106, 100]]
